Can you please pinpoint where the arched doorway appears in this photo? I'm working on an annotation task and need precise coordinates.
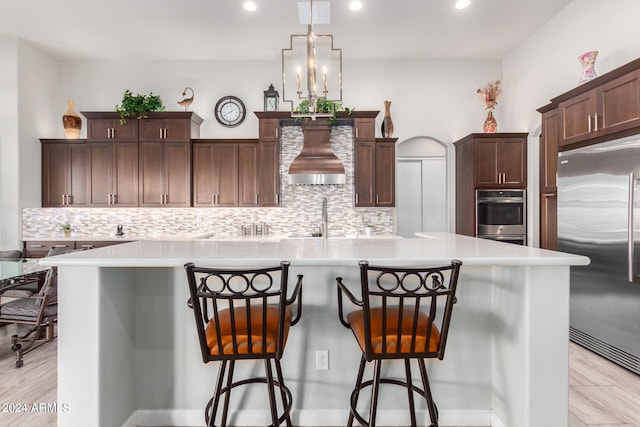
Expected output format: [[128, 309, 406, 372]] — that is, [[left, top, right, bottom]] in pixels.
[[396, 136, 448, 238]]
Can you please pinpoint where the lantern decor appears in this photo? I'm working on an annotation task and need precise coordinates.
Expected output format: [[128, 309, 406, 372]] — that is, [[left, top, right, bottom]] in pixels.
[[264, 84, 279, 111]]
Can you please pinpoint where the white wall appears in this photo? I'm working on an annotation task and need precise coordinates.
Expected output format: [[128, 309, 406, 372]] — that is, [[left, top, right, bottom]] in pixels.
[[0, 36, 19, 250], [501, 0, 640, 246]]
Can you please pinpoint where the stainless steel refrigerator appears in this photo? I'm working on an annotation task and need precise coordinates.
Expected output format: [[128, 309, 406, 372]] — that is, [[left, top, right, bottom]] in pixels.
[[558, 136, 640, 375]]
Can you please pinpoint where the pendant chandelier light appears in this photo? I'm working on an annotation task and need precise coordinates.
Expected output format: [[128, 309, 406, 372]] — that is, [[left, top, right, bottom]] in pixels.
[[282, 0, 343, 119]]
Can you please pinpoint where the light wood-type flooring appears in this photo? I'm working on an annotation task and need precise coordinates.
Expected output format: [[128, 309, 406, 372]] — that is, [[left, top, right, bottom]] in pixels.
[[0, 323, 638, 427]]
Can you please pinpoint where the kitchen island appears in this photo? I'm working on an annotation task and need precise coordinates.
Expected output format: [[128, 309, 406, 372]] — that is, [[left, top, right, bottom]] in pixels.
[[40, 233, 588, 427]]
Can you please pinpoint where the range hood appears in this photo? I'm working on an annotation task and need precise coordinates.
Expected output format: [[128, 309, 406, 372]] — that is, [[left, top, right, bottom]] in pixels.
[[288, 119, 346, 185]]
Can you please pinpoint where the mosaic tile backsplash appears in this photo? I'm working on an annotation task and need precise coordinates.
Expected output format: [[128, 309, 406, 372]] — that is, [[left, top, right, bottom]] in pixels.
[[23, 125, 394, 239]]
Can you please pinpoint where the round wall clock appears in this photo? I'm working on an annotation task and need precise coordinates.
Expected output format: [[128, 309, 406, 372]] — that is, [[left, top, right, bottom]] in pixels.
[[214, 96, 246, 127]]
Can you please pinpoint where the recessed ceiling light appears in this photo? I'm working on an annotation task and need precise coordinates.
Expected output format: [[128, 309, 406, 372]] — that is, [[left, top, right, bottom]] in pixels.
[[455, 0, 471, 9], [243, 1, 257, 12], [349, 1, 363, 11]]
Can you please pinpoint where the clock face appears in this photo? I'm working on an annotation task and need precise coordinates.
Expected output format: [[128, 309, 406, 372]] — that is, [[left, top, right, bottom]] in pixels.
[[214, 96, 246, 127]]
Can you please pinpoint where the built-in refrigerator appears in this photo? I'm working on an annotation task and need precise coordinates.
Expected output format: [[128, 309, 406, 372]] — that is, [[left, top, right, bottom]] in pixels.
[[558, 136, 640, 375]]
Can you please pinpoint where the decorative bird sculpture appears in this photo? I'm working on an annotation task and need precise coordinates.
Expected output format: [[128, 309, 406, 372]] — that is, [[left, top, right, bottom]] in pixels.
[[177, 87, 194, 111]]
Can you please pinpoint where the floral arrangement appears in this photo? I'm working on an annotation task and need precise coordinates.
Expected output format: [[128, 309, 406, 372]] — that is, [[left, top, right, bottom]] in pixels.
[[477, 80, 502, 110]]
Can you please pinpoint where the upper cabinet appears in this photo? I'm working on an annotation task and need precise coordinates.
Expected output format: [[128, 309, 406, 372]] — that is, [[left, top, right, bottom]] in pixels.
[[41, 139, 89, 207], [455, 133, 528, 190], [554, 59, 640, 149], [255, 113, 283, 207], [83, 112, 138, 142]]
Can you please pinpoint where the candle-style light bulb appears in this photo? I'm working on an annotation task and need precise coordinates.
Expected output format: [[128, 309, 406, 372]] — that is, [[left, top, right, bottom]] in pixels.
[[296, 66, 302, 96], [322, 65, 328, 97]]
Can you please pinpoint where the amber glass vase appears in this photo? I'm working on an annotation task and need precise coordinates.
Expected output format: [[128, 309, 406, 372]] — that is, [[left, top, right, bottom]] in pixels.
[[62, 99, 82, 139]]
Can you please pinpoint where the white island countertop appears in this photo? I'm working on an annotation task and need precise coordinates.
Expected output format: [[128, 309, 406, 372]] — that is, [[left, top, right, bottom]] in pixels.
[[47, 232, 589, 427], [40, 232, 589, 268]]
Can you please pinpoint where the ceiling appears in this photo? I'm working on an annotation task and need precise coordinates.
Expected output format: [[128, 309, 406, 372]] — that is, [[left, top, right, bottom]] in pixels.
[[0, 0, 572, 62]]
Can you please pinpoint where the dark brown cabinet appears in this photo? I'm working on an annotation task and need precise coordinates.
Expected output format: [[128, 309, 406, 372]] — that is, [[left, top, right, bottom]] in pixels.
[[24, 240, 130, 258], [41, 139, 89, 207], [139, 118, 194, 142], [558, 66, 640, 148], [83, 112, 138, 142], [193, 140, 260, 208], [454, 133, 528, 237], [139, 141, 191, 207], [193, 142, 239, 207], [88, 142, 138, 206], [255, 114, 282, 207], [352, 114, 395, 207], [539, 108, 559, 250], [467, 134, 527, 189]]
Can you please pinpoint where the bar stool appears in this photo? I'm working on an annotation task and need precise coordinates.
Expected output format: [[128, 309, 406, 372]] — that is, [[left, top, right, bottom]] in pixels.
[[184, 262, 303, 427], [336, 260, 462, 427]]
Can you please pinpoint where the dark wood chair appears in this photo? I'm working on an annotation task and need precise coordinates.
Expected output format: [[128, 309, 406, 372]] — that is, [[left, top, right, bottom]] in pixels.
[[336, 260, 462, 427], [184, 261, 303, 427]]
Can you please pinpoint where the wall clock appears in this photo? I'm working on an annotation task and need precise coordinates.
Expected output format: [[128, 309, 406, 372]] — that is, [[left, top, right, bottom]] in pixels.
[[214, 95, 246, 127]]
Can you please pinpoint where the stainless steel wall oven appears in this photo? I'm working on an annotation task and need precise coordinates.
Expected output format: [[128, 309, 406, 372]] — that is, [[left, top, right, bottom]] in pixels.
[[476, 190, 526, 244]]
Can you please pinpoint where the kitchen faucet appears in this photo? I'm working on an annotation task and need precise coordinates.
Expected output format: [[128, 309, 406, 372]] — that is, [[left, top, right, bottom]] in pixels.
[[321, 197, 328, 239]]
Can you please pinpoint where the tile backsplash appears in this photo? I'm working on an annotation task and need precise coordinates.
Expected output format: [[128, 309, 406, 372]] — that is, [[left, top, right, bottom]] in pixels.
[[23, 124, 394, 239]]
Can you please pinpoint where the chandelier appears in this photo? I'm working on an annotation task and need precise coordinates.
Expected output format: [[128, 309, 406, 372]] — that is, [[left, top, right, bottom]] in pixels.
[[282, 0, 343, 119]]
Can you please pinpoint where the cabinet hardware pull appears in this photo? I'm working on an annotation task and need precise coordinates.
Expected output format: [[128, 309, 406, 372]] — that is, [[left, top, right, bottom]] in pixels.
[[53, 245, 67, 248], [543, 193, 556, 197], [275, 128, 278, 138], [594, 113, 598, 131], [31, 245, 45, 248], [160, 128, 163, 139], [113, 194, 117, 204], [108, 194, 111, 205], [211, 194, 214, 205], [62, 195, 66, 205], [275, 193, 279, 204], [256, 194, 259, 204], [356, 128, 359, 138], [161, 194, 164, 205], [588, 114, 592, 132], [81, 245, 94, 249], [164, 128, 167, 139], [215, 194, 218, 205], [376, 194, 379, 204], [355, 193, 359, 204]]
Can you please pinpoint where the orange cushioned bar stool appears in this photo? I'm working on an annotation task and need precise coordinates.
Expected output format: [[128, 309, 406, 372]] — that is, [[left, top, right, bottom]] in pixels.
[[185, 261, 303, 427], [336, 260, 462, 427]]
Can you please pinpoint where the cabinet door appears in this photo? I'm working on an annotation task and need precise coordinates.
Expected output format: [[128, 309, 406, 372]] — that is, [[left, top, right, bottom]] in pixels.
[[87, 119, 137, 141], [238, 144, 258, 207], [354, 141, 375, 206], [42, 143, 88, 207], [138, 119, 165, 141], [500, 138, 527, 188], [540, 109, 559, 191], [474, 139, 499, 187], [193, 144, 216, 207], [540, 192, 558, 250], [259, 141, 280, 207], [139, 119, 192, 142], [88, 143, 113, 206], [259, 119, 280, 141], [353, 118, 376, 141], [559, 90, 597, 147], [600, 69, 640, 134], [375, 142, 395, 206], [112, 143, 139, 206], [215, 145, 239, 207], [164, 142, 191, 207], [138, 142, 165, 206]]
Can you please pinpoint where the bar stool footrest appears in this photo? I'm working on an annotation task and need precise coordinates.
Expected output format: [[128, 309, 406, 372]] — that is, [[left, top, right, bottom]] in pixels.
[[205, 377, 293, 427]]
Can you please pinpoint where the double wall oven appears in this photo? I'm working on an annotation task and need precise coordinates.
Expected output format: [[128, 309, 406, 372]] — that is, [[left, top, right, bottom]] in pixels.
[[476, 190, 526, 245]]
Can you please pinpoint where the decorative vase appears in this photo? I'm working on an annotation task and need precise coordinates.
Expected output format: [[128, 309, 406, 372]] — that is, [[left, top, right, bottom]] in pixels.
[[381, 100, 394, 138], [578, 51, 599, 84], [62, 99, 82, 139], [483, 110, 497, 133]]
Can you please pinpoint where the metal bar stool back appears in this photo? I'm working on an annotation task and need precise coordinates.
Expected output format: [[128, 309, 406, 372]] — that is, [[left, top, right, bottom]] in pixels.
[[336, 259, 462, 427], [185, 262, 303, 427]]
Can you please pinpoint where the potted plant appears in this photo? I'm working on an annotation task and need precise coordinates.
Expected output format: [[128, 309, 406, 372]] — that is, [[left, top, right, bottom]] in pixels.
[[115, 90, 165, 124], [294, 98, 351, 124], [60, 221, 74, 238]]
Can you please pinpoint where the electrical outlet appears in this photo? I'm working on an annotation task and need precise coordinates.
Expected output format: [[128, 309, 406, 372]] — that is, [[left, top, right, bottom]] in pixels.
[[316, 350, 329, 370]]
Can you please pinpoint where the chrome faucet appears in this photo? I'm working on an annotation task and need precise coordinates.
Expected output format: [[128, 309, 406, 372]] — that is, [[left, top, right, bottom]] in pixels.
[[321, 197, 328, 239]]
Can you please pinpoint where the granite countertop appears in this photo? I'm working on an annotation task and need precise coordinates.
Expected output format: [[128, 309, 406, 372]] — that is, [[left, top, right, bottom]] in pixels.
[[39, 232, 590, 268]]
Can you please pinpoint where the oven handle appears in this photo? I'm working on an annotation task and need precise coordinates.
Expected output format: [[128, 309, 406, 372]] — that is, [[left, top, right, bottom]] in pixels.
[[477, 198, 526, 203]]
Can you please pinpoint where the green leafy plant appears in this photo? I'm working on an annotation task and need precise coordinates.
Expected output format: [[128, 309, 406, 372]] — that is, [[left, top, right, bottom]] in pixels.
[[115, 90, 165, 124], [294, 98, 352, 124]]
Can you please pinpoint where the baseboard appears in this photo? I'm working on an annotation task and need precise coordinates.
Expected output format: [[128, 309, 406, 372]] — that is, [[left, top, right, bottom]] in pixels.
[[124, 408, 495, 426]]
